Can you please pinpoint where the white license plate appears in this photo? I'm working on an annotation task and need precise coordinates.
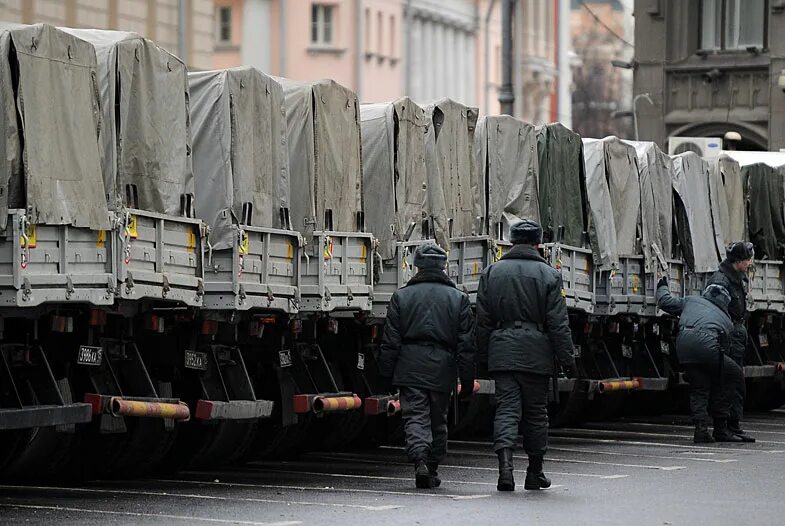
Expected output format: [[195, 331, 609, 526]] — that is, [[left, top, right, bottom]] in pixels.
[[77, 345, 103, 366], [184, 350, 208, 371]]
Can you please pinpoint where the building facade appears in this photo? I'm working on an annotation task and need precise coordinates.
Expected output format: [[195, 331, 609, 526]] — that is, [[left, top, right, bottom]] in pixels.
[[214, 0, 569, 124], [0, 0, 215, 70], [633, 0, 785, 151]]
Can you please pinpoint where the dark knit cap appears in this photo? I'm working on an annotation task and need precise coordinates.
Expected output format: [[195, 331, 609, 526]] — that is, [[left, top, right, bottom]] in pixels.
[[726, 241, 754, 262], [510, 219, 543, 245], [414, 242, 448, 269]]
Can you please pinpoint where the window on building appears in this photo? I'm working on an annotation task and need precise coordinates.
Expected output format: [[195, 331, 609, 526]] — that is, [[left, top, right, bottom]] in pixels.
[[311, 4, 334, 45], [390, 15, 396, 58], [700, 0, 765, 50], [217, 6, 232, 44]]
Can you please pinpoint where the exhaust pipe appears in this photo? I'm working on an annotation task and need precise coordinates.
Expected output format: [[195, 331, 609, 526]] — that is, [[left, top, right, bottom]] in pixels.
[[110, 397, 190, 421], [312, 395, 362, 414], [386, 399, 401, 416], [597, 378, 641, 394]]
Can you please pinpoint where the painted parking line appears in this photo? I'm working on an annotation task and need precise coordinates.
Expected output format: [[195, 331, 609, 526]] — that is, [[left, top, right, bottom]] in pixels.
[[372, 445, 685, 470], [549, 434, 783, 454], [554, 426, 785, 446], [250, 460, 629, 480], [0, 484, 402, 512], [141, 478, 491, 500], [0, 503, 300, 525]]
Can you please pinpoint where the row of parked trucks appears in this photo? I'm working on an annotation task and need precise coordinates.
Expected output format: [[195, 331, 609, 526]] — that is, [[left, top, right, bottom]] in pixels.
[[1, 23, 784, 481]]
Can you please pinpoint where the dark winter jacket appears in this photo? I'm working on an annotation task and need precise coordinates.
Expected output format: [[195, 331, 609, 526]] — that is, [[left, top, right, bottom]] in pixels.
[[656, 284, 733, 365], [378, 269, 476, 393], [707, 258, 749, 357], [475, 245, 575, 376], [707, 258, 748, 323]]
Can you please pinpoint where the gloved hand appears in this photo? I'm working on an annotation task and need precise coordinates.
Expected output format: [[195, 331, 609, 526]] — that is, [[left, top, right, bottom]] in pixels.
[[379, 376, 394, 395], [458, 379, 474, 401], [657, 275, 668, 289]]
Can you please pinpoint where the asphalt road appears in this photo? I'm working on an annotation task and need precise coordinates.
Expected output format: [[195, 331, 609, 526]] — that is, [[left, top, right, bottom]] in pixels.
[[2, 412, 785, 525]]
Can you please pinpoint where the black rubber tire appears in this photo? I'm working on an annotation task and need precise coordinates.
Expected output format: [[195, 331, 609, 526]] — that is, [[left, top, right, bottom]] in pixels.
[[171, 420, 258, 470]]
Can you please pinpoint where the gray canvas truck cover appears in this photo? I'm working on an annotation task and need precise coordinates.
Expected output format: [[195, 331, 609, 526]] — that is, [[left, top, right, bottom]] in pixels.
[[0, 23, 109, 230], [625, 140, 673, 268], [361, 98, 432, 260], [671, 152, 720, 272], [475, 115, 540, 242], [277, 77, 363, 235], [188, 67, 290, 250], [709, 155, 746, 248], [61, 28, 193, 215], [537, 123, 588, 246], [424, 99, 480, 238], [581, 138, 618, 270], [745, 163, 785, 260]]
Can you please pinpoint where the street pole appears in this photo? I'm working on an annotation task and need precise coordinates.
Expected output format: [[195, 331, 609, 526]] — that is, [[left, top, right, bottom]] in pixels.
[[499, 0, 514, 115], [632, 92, 653, 141]]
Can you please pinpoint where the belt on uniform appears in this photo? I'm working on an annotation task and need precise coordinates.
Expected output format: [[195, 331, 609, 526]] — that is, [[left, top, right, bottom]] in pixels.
[[496, 320, 544, 332]]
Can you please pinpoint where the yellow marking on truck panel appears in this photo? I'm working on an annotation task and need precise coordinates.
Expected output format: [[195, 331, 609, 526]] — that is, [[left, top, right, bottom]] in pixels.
[[20, 224, 37, 248], [287, 241, 294, 260], [186, 229, 196, 253], [127, 215, 138, 239], [240, 232, 250, 255], [96, 230, 106, 248]]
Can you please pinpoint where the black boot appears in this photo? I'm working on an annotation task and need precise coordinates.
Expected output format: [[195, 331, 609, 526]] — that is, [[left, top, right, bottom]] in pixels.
[[415, 460, 433, 489], [713, 419, 744, 443], [427, 462, 441, 488], [496, 448, 515, 492], [693, 421, 715, 444], [524, 455, 551, 490], [728, 419, 755, 443]]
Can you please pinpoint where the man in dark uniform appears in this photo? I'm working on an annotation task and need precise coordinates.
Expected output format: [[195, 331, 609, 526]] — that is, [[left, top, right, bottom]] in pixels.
[[656, 280, 744, 443], [707, 241, 755, 442], [476, 219, 576, 492], [379, 243, 476, 489]]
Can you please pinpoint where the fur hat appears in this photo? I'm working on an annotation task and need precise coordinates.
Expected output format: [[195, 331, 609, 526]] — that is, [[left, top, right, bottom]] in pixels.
[[510, 219, 543, 245], [703, 284, 731, 310], [726, 241, 754, 263], [414, 242, 448, 270]]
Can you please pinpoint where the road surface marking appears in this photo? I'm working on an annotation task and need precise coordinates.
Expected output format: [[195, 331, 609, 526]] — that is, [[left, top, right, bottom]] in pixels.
[[585, 421, 785, 437], [244, 462, 628, 481], [142, 478, 490, 500], [0, 485, 402, 512], [548, 446, 736, 463], [0, 503, 300, 525], [553, 427, 785, 446], [549, 434, 782, 454]]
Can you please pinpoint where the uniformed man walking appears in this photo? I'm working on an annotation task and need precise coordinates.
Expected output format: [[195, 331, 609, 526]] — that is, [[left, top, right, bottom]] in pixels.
[[656, 280, 744, 443], [707, 241, 755, 442], [476, 220, 576, 492], [378, 243, 476, 489]]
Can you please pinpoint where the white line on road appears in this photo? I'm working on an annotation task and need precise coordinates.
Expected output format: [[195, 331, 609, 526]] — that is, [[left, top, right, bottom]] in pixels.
[[0, 484, 402, 512], [249, 461, 628, 480], [553, 427, 785, 446], [548, 446, 736, 463], [142, 477, 490, 500], [587, 421, 785, 437], [550, 434, 783, 454], [374, 445, 684, 471], [0, 503, 301, 525]]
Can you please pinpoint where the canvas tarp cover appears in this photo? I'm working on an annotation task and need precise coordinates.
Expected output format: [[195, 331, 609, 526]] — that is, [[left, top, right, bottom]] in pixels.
[[536, 123, 588, 246], [475, 115, 539, 242], [581, 138, 618, 270], [425, 99, 480, 237], [625, 140, 673, 269], [62, 28, 193, 215], [277, 78, 362, 235], [671, 153, 720, 272], [0, 23, 108, 230], [188, 67, 290, 250], [708, 156, 746, 252], [361, 98, 431, 260], [746, 163, 785, 260]]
